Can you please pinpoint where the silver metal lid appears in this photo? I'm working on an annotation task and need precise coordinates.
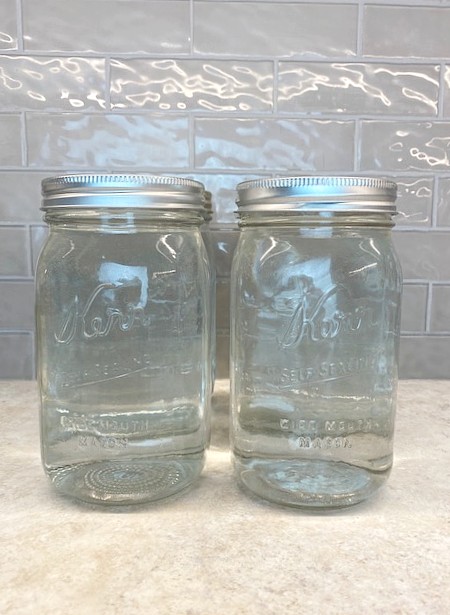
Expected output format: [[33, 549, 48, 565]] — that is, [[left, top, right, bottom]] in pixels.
[[41, 174, 205, 210], [236, 176, 397, 214]]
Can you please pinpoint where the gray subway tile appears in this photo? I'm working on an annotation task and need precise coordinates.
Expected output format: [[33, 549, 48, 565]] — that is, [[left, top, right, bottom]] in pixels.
[[364, 5, 450, 58], [210, 227, 240, 278], [23, 1, 190, 54], [195, 118, 355, 171], [278, 62, 439, 116], [0, 333, 34, 379], [360, 121, 450, 172], [399, 336, 450, 379], [0, 115, 22, 166], [0, 0, 17, 51], [0, 172, 47, 223], [443, 66, 450, 117], [0, 56, 106, 112], [436, 177, 450, 226], [393, 231, 450, 281], [194, 2, 357, 58], [430, 285, 450, 332], [400, 284, 428, 333], [0, 281, 35, 329], [395, 178, 433, 228], [111, 59, 273, 112], [216, 333, 230, 380], [216, 278, 230, 333], [0, 227, 30, 276], [26, 113, 189, 169], [193, 173, 268, 224], [31, 225, 48, 274]]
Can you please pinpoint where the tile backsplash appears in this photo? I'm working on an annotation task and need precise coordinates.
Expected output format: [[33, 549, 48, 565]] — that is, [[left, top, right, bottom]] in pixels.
[[2, 1, 450, 378]]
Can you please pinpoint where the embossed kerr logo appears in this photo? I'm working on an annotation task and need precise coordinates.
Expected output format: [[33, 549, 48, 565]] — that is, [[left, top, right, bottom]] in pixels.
[[278, 284, 378, 348], [55, 283, 151, 344]]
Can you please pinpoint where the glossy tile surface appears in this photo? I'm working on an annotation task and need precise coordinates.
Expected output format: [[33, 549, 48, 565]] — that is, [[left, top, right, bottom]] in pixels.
[[0, 57, 106, 111], [0, 116, 22, 166], [364, 5, 450, 58], [1, 0, 450, 378], [0, 227, 30, 276], [111, 59, 273, 112], [0, 282, 34, 329], [430, 285, 450, 332], [194, 2, 358, 58], [0, 334, 33, 378], [0, 173, 47, 222], [23, 1, 191, 53], [0, 0, 17, 51], [195, 118, 355, 170], [360, 121, 450, 172], [436, 177, 450, 227], [401, 284, 428, 333], [394, 231, 450, 281], [278, 62, 439, 115], [26, 114, 190, 168], [395, 178, 433, 227]]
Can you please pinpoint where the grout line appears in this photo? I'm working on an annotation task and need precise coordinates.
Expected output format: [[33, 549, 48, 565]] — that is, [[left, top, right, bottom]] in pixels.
[[356, 0, 364, 58], [15, 0, 24, 52]]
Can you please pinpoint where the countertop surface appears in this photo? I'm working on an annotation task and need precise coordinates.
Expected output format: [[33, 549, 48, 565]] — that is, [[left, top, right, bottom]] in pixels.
[[1, 380, 449, 615]]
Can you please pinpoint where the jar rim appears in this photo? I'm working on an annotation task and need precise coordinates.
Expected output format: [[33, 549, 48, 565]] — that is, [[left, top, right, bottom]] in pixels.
[[236, 176, 397, 214], [41, 174, 206, 211]]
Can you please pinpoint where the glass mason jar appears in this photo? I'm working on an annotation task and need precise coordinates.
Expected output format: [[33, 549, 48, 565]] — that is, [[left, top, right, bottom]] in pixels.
[[201, 190, 216, 392], [36, 174, 211, 505], [230, 177, 402, 509]]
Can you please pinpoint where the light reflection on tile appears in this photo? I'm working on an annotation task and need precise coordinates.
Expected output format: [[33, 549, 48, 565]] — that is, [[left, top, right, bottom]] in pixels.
[[443, 66, 450, 118], [0, 56, 106, 111], [195, 118, 355, 171], [0, 0, 17, 50], [436, 177, 450, 226], [111, 59, 273, 112], [26, 113, 189, 168], [278, 62, 439, 115], [194, 2, 357, 57], [395, 178, 433, 227], [31, 225, 48, 274], [193, 173, 268, 223], [22, 0, 191, 53], [360, 121, 450, 172]]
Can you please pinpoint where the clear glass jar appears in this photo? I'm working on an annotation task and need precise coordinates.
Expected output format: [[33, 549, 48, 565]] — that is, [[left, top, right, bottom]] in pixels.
[[36, 174, 210, 505], [201, 190, 216, 392], [230, 177, 402, 509]]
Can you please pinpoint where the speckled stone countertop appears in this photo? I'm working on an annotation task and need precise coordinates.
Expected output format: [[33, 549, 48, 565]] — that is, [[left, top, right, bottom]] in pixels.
[[1, 380, 449, 615]]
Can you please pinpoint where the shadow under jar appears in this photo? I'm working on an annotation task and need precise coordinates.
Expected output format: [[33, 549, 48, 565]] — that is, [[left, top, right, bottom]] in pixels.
[[36, 175, 211, 506], [230, 176, 402, 510]]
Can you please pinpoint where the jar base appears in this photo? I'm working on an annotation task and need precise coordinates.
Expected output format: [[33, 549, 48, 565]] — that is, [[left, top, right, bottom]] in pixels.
[[234, 456, 389, 509], [46, 455, 204, 505]]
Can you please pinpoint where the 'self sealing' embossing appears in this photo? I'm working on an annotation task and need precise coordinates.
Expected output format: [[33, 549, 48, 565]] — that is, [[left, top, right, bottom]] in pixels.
[[278, 284, 377, 348]]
